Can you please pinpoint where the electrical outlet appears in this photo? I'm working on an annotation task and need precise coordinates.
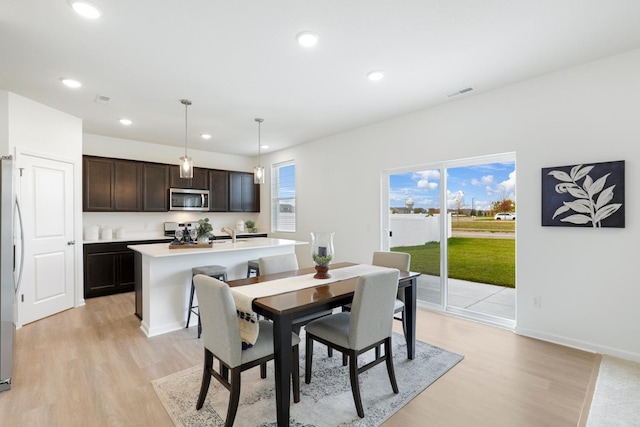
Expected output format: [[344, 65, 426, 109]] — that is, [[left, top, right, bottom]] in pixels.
[[532, 296, 541, 308]]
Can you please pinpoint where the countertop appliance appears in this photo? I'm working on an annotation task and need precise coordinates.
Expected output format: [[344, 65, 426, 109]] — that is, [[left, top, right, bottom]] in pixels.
[[164, 221, 197, 237], [1, 155, 24, 393], [168, 188, 210, 211]]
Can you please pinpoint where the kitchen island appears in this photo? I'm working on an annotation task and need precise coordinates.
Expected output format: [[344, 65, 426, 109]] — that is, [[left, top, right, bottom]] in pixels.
[[128, 237, 307, 337]]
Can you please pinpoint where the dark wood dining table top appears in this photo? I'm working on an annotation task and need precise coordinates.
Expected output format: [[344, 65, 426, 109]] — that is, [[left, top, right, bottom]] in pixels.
[[226, 262, 419, 315]]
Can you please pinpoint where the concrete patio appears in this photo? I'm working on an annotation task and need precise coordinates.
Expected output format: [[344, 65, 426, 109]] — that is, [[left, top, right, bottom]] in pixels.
[[416, 274, 515, 320]]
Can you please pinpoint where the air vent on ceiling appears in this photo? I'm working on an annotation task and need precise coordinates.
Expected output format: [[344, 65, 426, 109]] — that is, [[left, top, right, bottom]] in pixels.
[[445, 87, 475, 98], [94, 94, 111, 105]]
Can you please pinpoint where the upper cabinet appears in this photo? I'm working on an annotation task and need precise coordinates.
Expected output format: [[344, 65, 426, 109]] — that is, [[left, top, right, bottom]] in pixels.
[[83, 156, 259, 213], [84, 156, 142, 212], [83, 157, 114, 211], [209, 169, 229, 212], [113, 159, 141, 211], [169, 165, 208, 189], [229, 171, 260, 212], [142, 163, 168, 212]]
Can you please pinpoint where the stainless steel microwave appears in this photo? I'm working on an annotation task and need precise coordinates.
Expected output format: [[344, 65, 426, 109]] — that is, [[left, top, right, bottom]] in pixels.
[[168, 188, 210, 211]]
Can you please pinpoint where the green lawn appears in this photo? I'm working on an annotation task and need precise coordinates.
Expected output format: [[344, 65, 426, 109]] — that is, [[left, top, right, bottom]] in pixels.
[[450, 217, 516, 232], [392, 237, 515, 287]]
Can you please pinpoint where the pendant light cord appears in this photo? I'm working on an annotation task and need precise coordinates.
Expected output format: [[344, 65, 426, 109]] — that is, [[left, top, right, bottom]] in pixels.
[[255, 118, 264, 166], [181, 99, 192, 157]]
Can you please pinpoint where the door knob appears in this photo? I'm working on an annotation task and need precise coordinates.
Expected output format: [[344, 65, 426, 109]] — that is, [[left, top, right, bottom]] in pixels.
[[67, 240, 76, 246]]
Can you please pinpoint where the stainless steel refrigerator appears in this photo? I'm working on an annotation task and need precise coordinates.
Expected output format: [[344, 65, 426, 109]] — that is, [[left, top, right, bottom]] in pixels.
[[0, 155, 24, 392]]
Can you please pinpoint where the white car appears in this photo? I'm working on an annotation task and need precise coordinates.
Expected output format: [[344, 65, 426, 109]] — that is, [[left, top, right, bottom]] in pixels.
[[494, 212, 516, 220]]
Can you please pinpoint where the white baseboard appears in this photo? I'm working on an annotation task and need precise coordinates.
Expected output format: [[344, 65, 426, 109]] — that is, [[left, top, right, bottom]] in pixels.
[[515, 326, 640, 363]]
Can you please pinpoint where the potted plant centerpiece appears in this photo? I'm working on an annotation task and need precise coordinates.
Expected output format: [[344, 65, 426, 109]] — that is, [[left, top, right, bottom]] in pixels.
[[196, 218, 213, 243], [245, 220, 257, 233], [311, 232, 334, 279]]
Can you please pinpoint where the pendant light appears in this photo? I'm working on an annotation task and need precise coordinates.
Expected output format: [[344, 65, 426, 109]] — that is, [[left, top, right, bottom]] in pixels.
[[179, 99, 193, 179], [253, 118, 265, 184]]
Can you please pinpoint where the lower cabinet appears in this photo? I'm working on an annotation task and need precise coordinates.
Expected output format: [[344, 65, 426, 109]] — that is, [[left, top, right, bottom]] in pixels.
[[83, 239, 171, 299]]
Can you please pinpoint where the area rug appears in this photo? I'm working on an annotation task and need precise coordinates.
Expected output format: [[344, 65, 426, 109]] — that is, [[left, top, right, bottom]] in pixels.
[[152, 332, 463, 427], [587, 355, 640, 427]]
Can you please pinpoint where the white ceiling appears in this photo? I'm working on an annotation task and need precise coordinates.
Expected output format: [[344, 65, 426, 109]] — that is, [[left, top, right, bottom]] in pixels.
[[2, 1, 640, 157]]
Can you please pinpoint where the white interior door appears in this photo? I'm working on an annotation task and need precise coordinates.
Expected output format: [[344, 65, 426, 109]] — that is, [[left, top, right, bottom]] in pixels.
[[18, 154, 75, 325]]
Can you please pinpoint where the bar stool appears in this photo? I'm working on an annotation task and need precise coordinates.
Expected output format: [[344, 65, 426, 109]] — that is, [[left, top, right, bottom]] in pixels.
[[188, 265, 228, 338], [246, 259, 260, 278]]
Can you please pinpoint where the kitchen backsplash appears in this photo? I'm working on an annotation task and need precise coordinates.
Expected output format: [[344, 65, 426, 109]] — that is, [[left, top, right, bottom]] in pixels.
[[83, 212, 260, 240]]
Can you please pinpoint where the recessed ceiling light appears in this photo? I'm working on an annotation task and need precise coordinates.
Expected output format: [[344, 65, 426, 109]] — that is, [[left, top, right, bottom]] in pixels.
[[260, 145, 269, 150], [201, 134, 212, 140], [367, 70, 385, 81], [69, 1, 102, 19], [60, 78, 82, 88], [296, 31, 319, 47], [119, 118, 132, 126]]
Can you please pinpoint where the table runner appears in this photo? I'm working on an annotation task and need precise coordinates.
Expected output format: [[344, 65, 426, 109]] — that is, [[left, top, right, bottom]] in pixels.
[[231, 264, 392, 347]]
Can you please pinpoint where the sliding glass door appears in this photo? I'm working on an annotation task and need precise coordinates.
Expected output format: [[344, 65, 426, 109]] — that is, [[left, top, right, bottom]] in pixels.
[[383, 153, 516, 328]]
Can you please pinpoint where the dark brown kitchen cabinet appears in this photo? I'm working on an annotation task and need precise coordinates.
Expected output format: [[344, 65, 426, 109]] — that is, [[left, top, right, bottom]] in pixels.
[[83, 242, 134, 298], [113, 159, 141, 211], [83, 157, 114, 211], [84, 239, 171, 300], [83, 155, 260, 213], [142, 163, 168, 211], [169, 165, 208, 189], [229, 171, 260, 212], [209, 169, 229, 212]]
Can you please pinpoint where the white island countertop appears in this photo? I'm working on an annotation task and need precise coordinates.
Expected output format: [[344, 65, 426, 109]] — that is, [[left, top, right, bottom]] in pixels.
[[130, 236, 308, 337], [128, 237, 306, 258]]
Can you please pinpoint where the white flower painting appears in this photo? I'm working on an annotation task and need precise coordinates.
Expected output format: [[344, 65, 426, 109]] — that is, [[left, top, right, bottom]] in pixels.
[[542, 160, 625, 228]]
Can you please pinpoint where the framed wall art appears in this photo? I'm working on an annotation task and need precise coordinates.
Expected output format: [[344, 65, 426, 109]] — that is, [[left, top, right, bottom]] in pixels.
[[541, 160, 625, 228]]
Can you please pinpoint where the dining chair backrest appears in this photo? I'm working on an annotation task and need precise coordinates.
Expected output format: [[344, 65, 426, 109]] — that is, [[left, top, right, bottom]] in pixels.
[[258, 253, 299, 276], [194, 274, 243, 368], [372, 251, 410, 271], [349, 269, 400, 350]]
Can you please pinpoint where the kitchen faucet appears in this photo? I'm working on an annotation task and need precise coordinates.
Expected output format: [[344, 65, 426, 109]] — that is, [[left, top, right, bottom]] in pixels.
[[222, 227, 236, 243]]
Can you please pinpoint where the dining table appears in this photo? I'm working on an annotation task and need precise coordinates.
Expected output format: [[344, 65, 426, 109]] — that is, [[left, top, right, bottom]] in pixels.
[[226, 262, 421, 427]]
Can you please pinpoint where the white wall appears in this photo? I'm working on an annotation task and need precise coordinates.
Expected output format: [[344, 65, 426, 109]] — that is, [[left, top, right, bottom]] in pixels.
[[261, 49, 640, 362], [2, 91, 84, 311]]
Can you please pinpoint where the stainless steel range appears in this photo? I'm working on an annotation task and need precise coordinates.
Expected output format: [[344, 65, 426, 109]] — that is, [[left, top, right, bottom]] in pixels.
[[164, 222, 196, 237]]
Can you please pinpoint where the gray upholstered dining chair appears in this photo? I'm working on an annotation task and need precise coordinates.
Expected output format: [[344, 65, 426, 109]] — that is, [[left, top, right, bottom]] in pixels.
[[193, 274, 300, 427], [258, 253, 300, 275], [304, 269, 400, 418], [258, 252, 334, 354], [343, 251, 410, 354], [372, 251, 411, 335]]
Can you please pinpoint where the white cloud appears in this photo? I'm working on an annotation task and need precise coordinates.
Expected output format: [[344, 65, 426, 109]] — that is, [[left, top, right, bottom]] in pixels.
[[413, 169, 440, 192]]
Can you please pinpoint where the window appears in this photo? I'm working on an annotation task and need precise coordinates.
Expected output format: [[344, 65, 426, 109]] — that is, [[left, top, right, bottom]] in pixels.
[[271, 161, 296, 232]]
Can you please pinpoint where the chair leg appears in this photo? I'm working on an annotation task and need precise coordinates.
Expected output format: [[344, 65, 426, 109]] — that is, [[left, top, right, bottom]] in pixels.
[[225, 367, 242, 427], [186, 279, 195, 329], [348, 349, 365, 418], [304, 334, 314, 384], [401, 308, 407, 343], [221, 365, 229, 381], [385, 337, 399, 394], [197, 315, 202, 339], [196, 350, 214, 410], [260, 363, 267, 379], [375, 345, 381, 359], [342, 352, 348, 366], [328, 347, 333, 357], [292, 344, 300, 403]]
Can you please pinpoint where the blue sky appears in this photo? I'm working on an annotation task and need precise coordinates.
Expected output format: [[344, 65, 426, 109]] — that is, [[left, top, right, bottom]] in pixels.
[[389, 161, 516, 212]]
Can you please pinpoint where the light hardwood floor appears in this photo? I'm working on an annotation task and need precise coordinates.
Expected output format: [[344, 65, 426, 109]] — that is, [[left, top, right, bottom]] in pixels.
[[0, 292, 597, 426]]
